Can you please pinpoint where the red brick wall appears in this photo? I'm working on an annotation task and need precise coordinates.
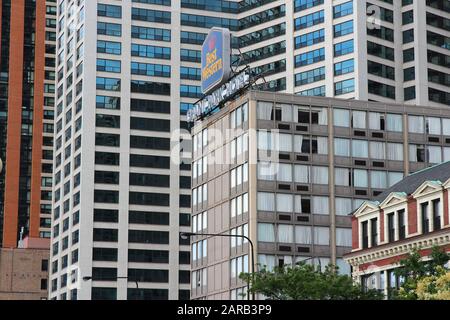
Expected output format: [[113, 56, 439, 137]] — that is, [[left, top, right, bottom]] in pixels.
[[407, 197, 418, 234], [379, 209, 384, 243], [352, 216, 359, 250], [359, 244, 450, 271]]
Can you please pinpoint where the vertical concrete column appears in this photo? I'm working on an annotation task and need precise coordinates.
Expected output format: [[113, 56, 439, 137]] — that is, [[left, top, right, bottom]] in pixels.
[[248, 98, 258, 279], [284, 1, 294, 94], [328, 105, 336, 264], [117, 0, 131, 301], [403, 114, 410, 175], [169, 0, 182, 300], [413, 0, 429, 105], [323, 2, 335, 98], [77, 0, 97, 300], [354, 0, 369, 100]]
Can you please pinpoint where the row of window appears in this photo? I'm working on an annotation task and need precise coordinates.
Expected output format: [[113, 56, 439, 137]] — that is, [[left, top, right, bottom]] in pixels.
[[257, 223, 352, 247], [258, 192, 366, 216]]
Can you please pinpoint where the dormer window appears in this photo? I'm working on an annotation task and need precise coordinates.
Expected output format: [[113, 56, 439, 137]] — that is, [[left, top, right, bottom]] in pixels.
[[387, 213, 395, 242], [421, 202, 430, 234], [398, 209, 406, 240], [432, 199, 441, 231], [362, 221, 369, 249], [370, 218, 378, 246]]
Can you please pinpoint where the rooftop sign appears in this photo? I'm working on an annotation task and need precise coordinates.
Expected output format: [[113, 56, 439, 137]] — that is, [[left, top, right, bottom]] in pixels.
[[187, 71, 250, 123], [201, 27, 232, 95]]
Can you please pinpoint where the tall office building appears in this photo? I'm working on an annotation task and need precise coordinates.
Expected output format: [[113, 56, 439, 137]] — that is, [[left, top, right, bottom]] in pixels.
[[190, 91, 450, 300], [0, 0, 56, 248], [236, 0, 449, 105], [50, 0, 449, 300]]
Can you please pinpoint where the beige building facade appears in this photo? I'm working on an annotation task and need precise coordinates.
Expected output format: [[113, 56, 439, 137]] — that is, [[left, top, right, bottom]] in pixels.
[[0, 237, 50, 300], [190, 90, 450, 300]]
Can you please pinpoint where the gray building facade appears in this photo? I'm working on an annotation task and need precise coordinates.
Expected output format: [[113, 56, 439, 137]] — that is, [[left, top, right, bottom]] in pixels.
[[190, 90, 450, 299]]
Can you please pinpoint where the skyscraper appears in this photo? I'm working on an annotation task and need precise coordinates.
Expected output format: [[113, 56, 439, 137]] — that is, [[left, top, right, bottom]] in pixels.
[[0, 0, 56, 248], [50, 0, 449, 300], [235, 0, 449, 105]]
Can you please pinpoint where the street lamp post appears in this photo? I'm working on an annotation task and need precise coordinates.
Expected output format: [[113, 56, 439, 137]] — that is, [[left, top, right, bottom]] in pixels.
[[296, 257, 322, 271], [82, 276, 139, 289], [180, 231, 256, 300]]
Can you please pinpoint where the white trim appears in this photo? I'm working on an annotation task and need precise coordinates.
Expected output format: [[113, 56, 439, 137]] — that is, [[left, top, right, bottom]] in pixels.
[[345, 228, 450, 267]]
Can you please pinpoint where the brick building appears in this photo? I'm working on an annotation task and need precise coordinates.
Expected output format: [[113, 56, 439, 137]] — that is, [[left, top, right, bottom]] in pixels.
[[345, 161, 450, 298], [0, 237, 50, 299]]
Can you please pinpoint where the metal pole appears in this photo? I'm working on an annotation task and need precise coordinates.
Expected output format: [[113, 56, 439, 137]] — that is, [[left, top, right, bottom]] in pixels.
[[181, 232, 256, 300]]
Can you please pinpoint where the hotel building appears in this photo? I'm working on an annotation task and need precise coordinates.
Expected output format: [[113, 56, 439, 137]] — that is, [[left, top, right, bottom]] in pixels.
[[191, 91, 450, 299]]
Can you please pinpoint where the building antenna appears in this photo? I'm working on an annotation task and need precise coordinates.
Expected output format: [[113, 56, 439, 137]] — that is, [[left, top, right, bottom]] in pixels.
[[18, 226, 24, 248]]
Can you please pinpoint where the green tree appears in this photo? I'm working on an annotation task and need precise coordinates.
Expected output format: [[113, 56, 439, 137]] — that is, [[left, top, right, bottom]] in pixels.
[[393, 246, 450, 300], [239, 263, 383, 300], [416, 267, 450, 300]]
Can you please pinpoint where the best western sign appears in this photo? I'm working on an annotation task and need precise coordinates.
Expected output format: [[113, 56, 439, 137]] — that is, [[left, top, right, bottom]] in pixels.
[[201, 27, 232, 94], [187, 28, 250, 123]]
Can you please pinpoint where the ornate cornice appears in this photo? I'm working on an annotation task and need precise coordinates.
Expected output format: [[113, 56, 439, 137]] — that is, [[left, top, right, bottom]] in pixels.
[[345, 229, 450, 267]]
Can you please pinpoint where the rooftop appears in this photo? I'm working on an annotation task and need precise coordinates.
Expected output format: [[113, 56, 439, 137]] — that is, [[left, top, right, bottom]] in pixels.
[[374, 161, 450, 203]]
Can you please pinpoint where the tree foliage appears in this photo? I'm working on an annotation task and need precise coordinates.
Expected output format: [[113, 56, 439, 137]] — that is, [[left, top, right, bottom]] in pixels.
[[393, 246, 450, 300], [239, 263, 383, 300], [416, 267, 450, 300]]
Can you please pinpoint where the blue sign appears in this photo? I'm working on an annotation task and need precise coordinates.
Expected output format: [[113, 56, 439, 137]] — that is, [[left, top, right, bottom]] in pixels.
[[201, 28, 231, 95]]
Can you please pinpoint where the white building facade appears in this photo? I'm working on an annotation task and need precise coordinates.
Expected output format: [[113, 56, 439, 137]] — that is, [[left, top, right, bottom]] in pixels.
[[50, 0, 449, 300]]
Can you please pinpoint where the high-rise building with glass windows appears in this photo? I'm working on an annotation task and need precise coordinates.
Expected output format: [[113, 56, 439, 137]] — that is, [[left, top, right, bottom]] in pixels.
[[234, 0, 449, 105], [190, 91, 450, 300], [0, 0, 56, 248], [50, 0, 449, 300]]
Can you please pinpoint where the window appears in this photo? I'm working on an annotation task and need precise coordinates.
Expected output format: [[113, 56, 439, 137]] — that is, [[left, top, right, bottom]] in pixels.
[[387, 213, 395, 242], [98, 4, 122, 18], [421, 202, 430, 234], [334, 39, 354, 57], [131, 62, 170, 77], [132, 8, 171, 24], [362, 221, 368, 249], [93, 248, 118, 262], [257, 223, 275, 242], [335, 78, 355, 95], [314, 227, 329, 245], [93, 228, 118, 242], [132, 25, 171, 41], [97, 40, 121, 55], [97, 59, 121, 73], [97, 22, 121, 37], [336, 228, 352, 247], [398, 210, 406, 240], [295, 29, 324, 49], [334, 1, 353, 18], [334, 59, 354, 76], [41, 260, 49, 272], [432, 199, 441, 231], [334, 20, 353, 37]]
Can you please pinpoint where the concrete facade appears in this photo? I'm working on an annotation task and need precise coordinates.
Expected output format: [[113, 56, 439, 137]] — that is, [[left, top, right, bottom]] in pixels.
[[191, 91, 450, 299], [0, 237, 50, 300], [50, 0, 449, 300]]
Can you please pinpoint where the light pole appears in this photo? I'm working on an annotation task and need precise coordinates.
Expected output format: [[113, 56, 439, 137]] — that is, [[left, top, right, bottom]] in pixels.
[[296, 257, 322, 271], [82, 276, 139, 289], [180, 231, 256, 300]]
